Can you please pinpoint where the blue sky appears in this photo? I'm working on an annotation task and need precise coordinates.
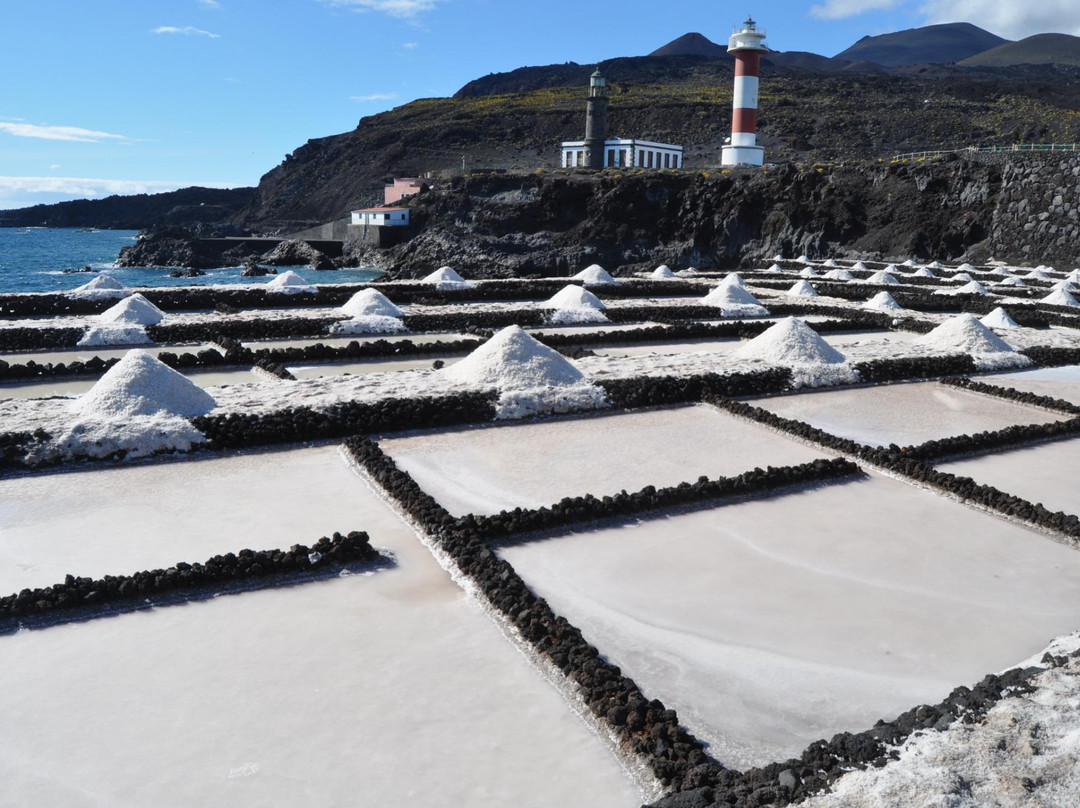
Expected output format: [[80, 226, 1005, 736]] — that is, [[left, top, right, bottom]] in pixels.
[[1, 0, 1077, 210]]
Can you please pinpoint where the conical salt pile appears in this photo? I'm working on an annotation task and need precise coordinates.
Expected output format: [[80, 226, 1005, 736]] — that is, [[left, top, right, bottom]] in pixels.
[[1067, 269, 1080, 283], [798, 266, 820, 278], [902, 259, 918, 267], [72, 274, 127, 296], [699, 283, 769, 316], [787, 280, 819, 297], [950, 272, 974, 283], [883, 264, 901, 273], [1025, 268, 1050, 280], [851, 261, 868, 271], [443, 325, 585, 390], [994, 276, 1026, 288], [722, 272, 747, 288], [340, 288, 403, 318], [824, 268, 854, 280], [863, 291, 903, 312], [821, 258, 839, 267], [1052, 280, 1079, 293], [956, 263, 977, 273], [914, 314, 1015, 355], [767, 263, 783, 272], [71, 349, 217, 418], [97, 293, 166, 325], [795, 254, 811, 263], [572, 264, 618, 285], [651, 265, 677, 279], [927, 261, 945, 269], [991, 266, 1014, 276], [735, 317, 846, 365], [1041, 287, 1080, 307], [267, 270, 317, 293], [910, 267, 934, 278], [545, 285, 607, 310], [980, 307, 1021, 329], [950, 280, 991, 296], [866, 270, 899, 285], [422, 266, 471, 289]]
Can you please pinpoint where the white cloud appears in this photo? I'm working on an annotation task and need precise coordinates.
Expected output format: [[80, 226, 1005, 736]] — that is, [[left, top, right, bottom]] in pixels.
[[809, 0, 902, 20], [0, 176, 233, 199], [49, 164, 61, 170], [402, 41, 419, 48], [0, 122, 127, 143], [351, 93, 397, 102], [919, 0, 1080, 37], [322, 0, 443, 20], [152, 25, 221, 38], [198, 0, 222, 8]]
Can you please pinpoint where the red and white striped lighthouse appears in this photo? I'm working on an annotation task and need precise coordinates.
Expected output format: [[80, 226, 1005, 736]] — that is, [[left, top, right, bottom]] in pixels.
[[721, 18, 769, 167]]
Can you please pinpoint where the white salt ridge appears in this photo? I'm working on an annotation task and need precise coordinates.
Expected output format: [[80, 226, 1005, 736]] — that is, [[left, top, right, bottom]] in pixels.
[[422, 266, 472, 289], [545, 285, 607, 311], [72, 349, 217, 418], [862, 291, 903, 312], [824, 269, 854, 281], [329, 315, 407, 335], [1042, 287, 1080, 307], [699, 283, 769, 317], [650, 265, 676, 279], [267, 270, 317, 294], [45, 413, 207, 461], [98, 293, 166, 325], [798, 267, 820, 279], [77, 324, 153, 348], [865, 270, 899, 285], [980, 307, 1021, 329], [914, 313, 1016, 356], [443, 325, 586, 390], [70, 274, 128, 298], [547, 308, 609, 325], [787, 280, 819, 297], [572, 264, 618, 285], [803, 644, 1080, 808], [736, 317, 846, 365], [339, 288, 403, 318]]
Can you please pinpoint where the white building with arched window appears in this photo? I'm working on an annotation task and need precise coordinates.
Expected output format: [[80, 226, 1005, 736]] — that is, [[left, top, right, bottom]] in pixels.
[[561, 138, 683, 170]]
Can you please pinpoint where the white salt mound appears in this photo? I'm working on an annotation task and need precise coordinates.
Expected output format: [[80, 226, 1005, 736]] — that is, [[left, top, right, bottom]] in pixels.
[[572, 264, 618, 285], [980, 307, 1021, 329], [990, 266, 1013, 276], [821, 258, 839, 267], [545, 285, 607, 311], [1068, 269, 1080, 282], [339, 288, 403, 318], [787, 280, 819, 297], [699, 283, 769, 316], [1042, 287, 1080, 307], [795, 254, 811, 263], [422, 266, 471, 288], [767, 263, 783, 272], [77, 325, 153, 348], [824, 268, 854, 281], [851, 261, 868, 271], [914, 313, 1015, 355], [950, 272, 974, 283], [72, 349, 217, 418], [866, 270, 899, 285], [994, 276, 1026, 287], [71, 274, 127, 296], [1026, 269, 1050, 280], [910, 267, 934, 278], [651, 265, 677, 279], [1052, 280, 1079, 293], [957, 263, 977, 272], [266, 270, 317, 293], [902, 259, 918, 267], [722, 272, 747, 288], [98, 293, 166, 325], [952, 280, 991, 296], [329, 315, 407, 335], [798, 267, 820, 279], [862, 291, 903, 312], [443, 325, 585, 390], [927, 260, 945, 269], [735, 317, 846, 365]]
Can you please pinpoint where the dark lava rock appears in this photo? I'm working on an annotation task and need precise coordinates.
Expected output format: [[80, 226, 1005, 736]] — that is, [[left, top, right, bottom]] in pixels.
[[169, 267, 207, 278], [116, 226, 223, 270], [240, 258, 275, 277], [260, 239, 335, 270]]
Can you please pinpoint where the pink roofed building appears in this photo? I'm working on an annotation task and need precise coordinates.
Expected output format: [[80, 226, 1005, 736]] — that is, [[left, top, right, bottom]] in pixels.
[[384, 178, 429, 205]]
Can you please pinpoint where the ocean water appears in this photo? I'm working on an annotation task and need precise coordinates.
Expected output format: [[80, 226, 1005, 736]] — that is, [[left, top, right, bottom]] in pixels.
[[0, 227, 382, 294]]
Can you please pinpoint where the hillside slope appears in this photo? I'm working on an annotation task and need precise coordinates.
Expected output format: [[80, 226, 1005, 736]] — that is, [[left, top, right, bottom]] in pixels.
[[837, 23, 1008, 66], [960, 33, 1080, 67]]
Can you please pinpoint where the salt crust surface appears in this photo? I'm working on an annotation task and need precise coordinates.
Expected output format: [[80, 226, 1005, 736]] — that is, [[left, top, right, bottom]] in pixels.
[[0, 446, 640, 808], [547, 307, 610, 325], [266, 270, 317, 294], [545, 285, 607, 311], [500, 472, 1080, 771], [328, 314, 407, 335], [572, 265, 618, 285], [339, 288, 403, 318], [754, 381, 1066, 447], [979, 365, 1080, 407], [380, 404, 828, 516], [98, 294, 166, 325], [803, 641, 1080, 808], [76, 324, 152, 347]]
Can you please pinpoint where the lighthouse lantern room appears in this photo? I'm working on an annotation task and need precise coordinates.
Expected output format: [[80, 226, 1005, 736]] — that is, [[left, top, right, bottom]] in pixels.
[[721, 17, 769, 167]]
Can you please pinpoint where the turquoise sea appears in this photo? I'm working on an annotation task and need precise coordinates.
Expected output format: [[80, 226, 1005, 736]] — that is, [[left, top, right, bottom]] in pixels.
[[0, 228, 382, 294]]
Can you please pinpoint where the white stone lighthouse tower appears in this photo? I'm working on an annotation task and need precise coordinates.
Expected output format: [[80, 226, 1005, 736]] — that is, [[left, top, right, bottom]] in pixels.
[[721, 17, 769, 167]]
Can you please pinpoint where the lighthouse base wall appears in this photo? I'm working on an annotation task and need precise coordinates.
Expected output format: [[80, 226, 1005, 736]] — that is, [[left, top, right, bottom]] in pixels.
[[721, 145, 764, 167]]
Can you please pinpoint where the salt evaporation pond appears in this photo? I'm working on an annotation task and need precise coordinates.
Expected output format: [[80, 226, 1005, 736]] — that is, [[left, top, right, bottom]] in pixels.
[[589, 338, 741, 358], [0, 365, 262, 401], [0, 446, 640, 807], [500, 471, 1080, 770], [978, 365, 1080, 407], [0, 344, 213, 366], [242, 333, 471, 351], [754, 382, 1065, 447], [379, 404, 828, 516], [936, 439, 1080, 517], [820, 330, 920, 348], [526, 322, 661, 337], [287, 355, 464, 379]]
